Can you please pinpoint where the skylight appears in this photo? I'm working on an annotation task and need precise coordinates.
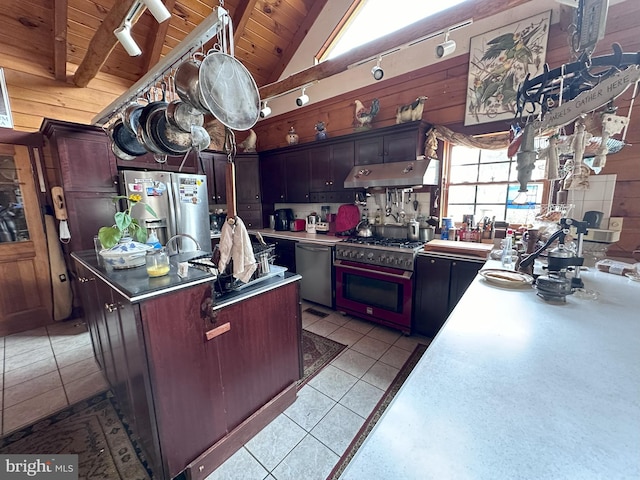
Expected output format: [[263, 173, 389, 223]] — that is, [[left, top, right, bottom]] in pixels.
[[324, 0, 468, 60]]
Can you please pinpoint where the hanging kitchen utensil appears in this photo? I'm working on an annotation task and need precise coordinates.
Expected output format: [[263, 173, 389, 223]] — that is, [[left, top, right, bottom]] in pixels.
[[166, 100, 205, 132], [138, 83, 170, 155], [198, 50, 260, 131], [111, 141, 136, 161], [174, 53, 209, 113], [123, 102, 145, 135], [149, 107, 192, 155], [112, 119, 147, 156]]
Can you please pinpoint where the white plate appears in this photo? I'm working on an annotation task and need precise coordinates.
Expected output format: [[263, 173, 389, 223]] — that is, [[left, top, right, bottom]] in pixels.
[[479, 269, 534, 288]]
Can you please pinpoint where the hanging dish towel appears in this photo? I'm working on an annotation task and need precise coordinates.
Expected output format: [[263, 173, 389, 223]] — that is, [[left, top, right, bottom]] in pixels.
[[217, 216, 257, 283]]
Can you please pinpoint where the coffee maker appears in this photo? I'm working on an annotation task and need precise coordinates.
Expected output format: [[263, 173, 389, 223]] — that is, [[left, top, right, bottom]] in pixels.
[[274, 208, 294, 231]]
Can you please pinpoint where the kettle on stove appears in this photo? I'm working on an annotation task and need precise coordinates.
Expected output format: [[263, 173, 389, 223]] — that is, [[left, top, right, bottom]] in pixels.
[[407, 219, 420, 241]]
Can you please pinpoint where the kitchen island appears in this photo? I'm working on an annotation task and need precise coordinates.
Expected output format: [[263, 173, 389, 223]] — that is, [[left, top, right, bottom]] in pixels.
[[340, 263, 640, 479], [72, 251, 303, 480]]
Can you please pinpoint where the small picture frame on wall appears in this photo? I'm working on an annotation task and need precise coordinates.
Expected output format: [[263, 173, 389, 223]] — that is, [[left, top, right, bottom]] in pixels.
[[0, 68, 14, 129], [464, 11, 551, 126]]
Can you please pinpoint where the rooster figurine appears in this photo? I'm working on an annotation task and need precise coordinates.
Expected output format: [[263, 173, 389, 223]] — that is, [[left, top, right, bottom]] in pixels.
[[354, 98, 380, 131]]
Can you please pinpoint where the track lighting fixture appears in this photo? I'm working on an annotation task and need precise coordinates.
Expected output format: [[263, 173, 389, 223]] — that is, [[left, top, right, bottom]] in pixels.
[[141, 0, 171, 23], [260, 101, 271, 118], [114, 21, 142, 57], [371, 56, 384, 81], [436, 31, 456, 58], [296, 88, 309, 107]]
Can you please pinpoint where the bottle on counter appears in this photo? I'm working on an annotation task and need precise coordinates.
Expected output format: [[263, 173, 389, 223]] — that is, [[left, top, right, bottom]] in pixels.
[[146, 228, 162, 250], [501, 228, 515, 270]]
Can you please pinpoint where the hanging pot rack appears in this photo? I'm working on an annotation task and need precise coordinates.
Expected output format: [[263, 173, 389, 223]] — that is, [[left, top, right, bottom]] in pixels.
[[92, 5, 230, 127]]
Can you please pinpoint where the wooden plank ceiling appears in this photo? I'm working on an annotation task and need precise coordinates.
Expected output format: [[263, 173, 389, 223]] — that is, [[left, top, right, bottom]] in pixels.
[[0, 0, 323, 90]]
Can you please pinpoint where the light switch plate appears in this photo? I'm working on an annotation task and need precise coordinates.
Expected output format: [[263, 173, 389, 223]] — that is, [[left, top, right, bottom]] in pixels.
[[609, 217, 623, 231]]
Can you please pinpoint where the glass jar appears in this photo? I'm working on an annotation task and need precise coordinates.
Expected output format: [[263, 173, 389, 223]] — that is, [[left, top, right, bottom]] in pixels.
[[146, 247, 170, 277]]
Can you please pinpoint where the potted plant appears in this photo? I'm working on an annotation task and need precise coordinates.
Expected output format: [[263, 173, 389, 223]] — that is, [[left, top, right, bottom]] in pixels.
[[97, 194, 158, 269]]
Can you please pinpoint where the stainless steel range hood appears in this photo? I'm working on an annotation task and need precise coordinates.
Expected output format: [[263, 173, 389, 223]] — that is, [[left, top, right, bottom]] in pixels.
[[344, 158, 440, 188]]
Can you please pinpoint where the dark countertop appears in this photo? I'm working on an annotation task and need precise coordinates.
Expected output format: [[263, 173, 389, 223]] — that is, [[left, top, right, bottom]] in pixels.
[[72, 250, 301, 306]]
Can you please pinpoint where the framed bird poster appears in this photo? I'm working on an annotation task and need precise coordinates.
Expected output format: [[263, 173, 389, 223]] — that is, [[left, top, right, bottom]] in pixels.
[[464, 10, 551, 126]]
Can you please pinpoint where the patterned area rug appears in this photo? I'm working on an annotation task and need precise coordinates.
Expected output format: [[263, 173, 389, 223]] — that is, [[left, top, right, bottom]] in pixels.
[[300, 329, 347, 387], [0, 331, 344, 479], [327, 342, 430, 480], [0, 390, 152, 480]]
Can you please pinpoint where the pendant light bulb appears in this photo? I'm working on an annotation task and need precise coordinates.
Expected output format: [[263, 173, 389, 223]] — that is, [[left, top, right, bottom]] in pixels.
[[141, 0, 172, 23]]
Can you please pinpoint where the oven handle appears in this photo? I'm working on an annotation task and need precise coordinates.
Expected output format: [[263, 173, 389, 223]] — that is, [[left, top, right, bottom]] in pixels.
[[334, 260, 413, 280]]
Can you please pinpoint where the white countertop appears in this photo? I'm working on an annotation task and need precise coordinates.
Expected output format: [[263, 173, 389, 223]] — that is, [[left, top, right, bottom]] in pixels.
[[249, 228, 345, 245], [341, 263, 640, 479]]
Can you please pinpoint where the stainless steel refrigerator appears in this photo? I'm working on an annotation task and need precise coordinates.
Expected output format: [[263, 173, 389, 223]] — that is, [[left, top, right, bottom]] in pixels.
[[120, 170, 211, 254]]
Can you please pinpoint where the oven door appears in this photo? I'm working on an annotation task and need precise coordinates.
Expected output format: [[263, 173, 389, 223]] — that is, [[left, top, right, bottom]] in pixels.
[[334, 259, 413, 333]]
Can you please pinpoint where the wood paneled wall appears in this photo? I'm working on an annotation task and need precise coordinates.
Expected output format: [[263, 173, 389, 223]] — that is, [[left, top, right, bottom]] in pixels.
[[252, 1, 640, 259]]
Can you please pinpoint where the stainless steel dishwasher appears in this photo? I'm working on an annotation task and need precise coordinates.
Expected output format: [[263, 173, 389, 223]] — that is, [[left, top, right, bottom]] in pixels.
[[295, 243, 334, 308]]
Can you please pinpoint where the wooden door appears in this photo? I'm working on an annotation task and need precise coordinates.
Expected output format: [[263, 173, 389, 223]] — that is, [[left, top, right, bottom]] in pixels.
[[235, 155, 261, 204], [259, 153, 286, 204], [0, 144, 52, 335]]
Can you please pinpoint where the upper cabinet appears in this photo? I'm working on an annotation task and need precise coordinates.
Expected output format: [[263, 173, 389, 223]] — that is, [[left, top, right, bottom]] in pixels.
[[234, 154, 263, 228], [309, 141, 354, 193], [42, 119, 119, 193], [260, 149, 310, 204], [259, 121, 429, 204], [354, 121, 428, 165]]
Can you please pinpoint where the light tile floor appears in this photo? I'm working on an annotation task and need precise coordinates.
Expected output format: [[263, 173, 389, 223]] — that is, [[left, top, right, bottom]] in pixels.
[[0, 302, 431, 479], [206, 301, 432, 480], [0, 319, 108, 436]]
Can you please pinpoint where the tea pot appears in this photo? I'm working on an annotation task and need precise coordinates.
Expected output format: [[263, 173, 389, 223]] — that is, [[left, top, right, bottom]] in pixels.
[[407, 219, 420, 241]]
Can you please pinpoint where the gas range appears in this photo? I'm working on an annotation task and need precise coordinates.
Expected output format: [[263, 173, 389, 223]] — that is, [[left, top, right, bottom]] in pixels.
[[335, 237, 424, 271]]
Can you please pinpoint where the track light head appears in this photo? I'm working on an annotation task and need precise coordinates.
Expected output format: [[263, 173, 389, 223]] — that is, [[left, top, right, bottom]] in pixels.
[[141, 0, 171, 23], [114, 23, 142, 57], [296, 88, 309, 107], [371, 57, 384, 81], [436, 38, 456, 58], [260, 103, 271, 118]]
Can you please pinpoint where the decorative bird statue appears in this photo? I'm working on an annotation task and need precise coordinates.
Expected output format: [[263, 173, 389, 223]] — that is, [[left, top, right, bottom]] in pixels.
[[396, 96, 428, 124], [238, 129, 257, 152], [354, 98, 380, 131]]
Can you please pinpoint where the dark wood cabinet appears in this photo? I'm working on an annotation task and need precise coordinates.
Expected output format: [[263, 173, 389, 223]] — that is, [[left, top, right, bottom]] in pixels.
[[74, 256, 302, 480], [234, 154, 263, 228], [413, 254, 482, 337], [309, 141, 354, 192], [235, 154, 261, 204], [260, 153, 286, 204], [201, 151, 228, 205], [354, 121, 428, 165], [114, 150, 199, 173], [42, 120, 121, 253], [262, 236, 297, 273]]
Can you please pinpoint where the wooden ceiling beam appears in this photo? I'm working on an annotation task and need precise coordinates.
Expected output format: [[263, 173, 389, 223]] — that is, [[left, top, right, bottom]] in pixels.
[[265, 0, 329, 85], [232, 0, 257, 42], [72, 0, 138, 87], [259, 0, 533, 99], [53, 0, 68, 81], [144, 0, 176, 73]]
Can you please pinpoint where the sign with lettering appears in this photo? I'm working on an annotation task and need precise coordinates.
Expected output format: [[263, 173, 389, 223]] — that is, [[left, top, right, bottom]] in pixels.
[[538, 66, 640, 131]]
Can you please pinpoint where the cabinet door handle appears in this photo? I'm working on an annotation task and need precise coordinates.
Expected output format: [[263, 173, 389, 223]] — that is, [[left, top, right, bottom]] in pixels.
[[430, 259, 435, 264], [452, 262, 457, 266], [104, 303, 118, 312], [255, 195, 259, 200], [205, 322, 231, 341]]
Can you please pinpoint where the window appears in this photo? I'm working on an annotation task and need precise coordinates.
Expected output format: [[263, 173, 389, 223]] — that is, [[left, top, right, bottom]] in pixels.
[[317, 0, 468, 62], [445, 144, 548, 226]]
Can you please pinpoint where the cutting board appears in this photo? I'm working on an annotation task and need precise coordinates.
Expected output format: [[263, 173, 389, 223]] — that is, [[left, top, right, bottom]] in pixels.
[[423, 239, 494, 258]]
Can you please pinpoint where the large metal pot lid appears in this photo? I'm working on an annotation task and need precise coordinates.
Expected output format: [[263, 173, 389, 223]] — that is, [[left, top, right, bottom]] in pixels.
[[198, 52, 260, 131]]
